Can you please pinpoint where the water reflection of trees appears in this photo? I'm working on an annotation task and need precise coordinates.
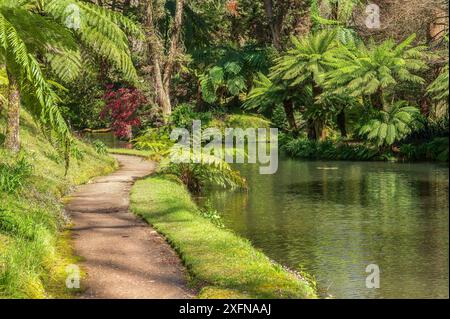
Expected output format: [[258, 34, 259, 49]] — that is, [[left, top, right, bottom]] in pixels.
[[205, 161, 449, 298]]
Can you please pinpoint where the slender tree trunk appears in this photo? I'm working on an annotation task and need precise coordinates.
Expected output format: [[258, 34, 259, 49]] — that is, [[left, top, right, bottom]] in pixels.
[[283, 100, 297, 132], [337, 110, 347, 137], [314, 120, 327, 141], [307, 119, 316, 140], [5, 70, 21, 153], [196, 80, 205, 112], [163, 0, 185, 102], [263, 0, 281, 50], [146, 0, 185, 120], [146, 0, 171, 120], [309, 81, 326, 141], [265, 0, 287, 50], [371, 88, 384, 110], [420, 96, 430, 117]]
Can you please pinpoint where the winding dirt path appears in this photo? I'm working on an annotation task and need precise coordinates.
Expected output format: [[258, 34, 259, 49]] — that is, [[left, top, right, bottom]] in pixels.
[[65, 154, 192, 299]]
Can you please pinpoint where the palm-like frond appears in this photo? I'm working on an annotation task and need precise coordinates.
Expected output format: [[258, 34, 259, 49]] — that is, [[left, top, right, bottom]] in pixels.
[[43, 0, 140, 82], [243, 73, 285, 112], [159, 150, 247, 193], [0, 11, 70, 143], [198, 45, 270, 103], [427, 64, 449, 102], [271, 30, 337, 86], [0, 0, 141, 166], [324, 34, 429, 98], [359, 101, 420, 146]]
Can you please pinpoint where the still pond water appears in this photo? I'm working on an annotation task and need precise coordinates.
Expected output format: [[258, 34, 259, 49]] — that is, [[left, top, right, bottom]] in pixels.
[[94, 132, 448, 298], [200, 158, 449, 299]]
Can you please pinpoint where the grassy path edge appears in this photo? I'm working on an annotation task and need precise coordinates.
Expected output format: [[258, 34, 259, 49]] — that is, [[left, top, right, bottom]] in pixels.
[[130, 176, 317, 299], [0, 112, 118, 298]]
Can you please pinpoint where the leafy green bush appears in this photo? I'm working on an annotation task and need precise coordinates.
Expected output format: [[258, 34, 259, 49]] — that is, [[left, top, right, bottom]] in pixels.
[[282, 138, 379, 161], [0, 153, 33, 194], [403, 116, 449, 142], [224, 114, 271, 129], [132, 127, 174, 160], [271, 105, 288, 130], [400, 137, 449, 162], [92, 140, 108, 155], [170, 103, 212, 129], [158, 152, 247, 193], [427, 137, 449, 161], [359, 101, 421, 147]]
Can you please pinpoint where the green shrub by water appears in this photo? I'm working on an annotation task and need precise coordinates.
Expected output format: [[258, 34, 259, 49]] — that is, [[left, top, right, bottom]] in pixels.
[[400, 137, 449, 162], [92, 140, 108, 155], [282, 138, 380, 161], [171, 103, 213, 129]]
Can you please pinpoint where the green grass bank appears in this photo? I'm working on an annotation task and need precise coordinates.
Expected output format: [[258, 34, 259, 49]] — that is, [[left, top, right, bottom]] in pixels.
[[0, 111, 117, 298], [130, 176, 317, 299]]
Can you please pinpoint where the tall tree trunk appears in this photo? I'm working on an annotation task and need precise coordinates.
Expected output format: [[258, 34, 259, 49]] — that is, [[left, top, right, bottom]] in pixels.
[[314, 120, 327, 141], [337, 110, 347, 137], [196, 80, 205, 112], [5, 70, 20, 153], [307, 119, 316, 140], [264, 0, 287, 49], [309, 81, 326, 141], [263, 0, 281, 50], [283, 100, 297, 132], [146, 0, 171, 120], [146, 0, 185, 120], [420, 96, 430, 116], [163, 0, 185, 103], [371, 88, 384, 110]]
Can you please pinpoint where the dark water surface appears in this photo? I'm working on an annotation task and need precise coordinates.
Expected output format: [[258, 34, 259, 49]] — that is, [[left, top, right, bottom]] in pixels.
[[84, 131, 131, 149], [201, 159, 449, 298]]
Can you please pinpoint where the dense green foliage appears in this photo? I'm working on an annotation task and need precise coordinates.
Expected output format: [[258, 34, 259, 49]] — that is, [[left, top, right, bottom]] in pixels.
[[0, 0, 140, 155], [0, 0, 448, 299], [158, 152, 247, 193], [2, 0, 444, 160], [358, 101, 421, 147], [282, 137, 381, 161]]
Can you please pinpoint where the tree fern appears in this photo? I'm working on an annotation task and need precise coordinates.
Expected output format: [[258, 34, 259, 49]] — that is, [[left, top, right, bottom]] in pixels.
[[159, 150, 247, 193], [324, 34, 429, 109], [0, 0, 141, 165], [199, 45, 269, 104], [271, 30, 337, 86], [43, 0, 141, 82], [427, 64, 449, 102], [359, 101, 421, 147], [0, 10, 70, 143]]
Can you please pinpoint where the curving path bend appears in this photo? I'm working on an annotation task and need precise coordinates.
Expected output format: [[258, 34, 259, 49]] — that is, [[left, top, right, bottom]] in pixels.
[[65, 154, 192, 299]]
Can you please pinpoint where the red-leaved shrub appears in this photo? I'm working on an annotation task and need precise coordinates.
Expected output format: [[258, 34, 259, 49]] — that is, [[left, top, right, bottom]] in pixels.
[[100, 85, 146, 138]]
